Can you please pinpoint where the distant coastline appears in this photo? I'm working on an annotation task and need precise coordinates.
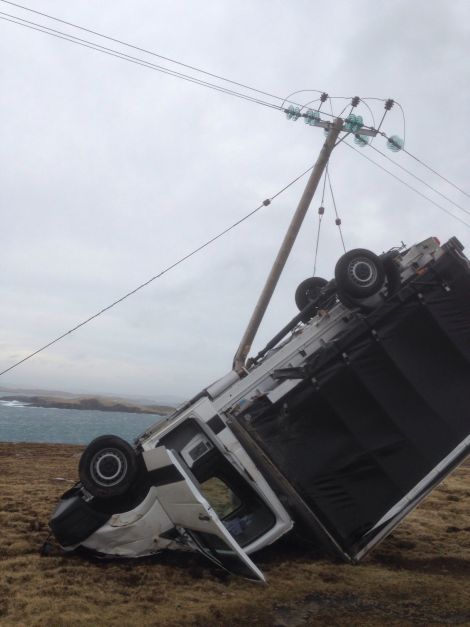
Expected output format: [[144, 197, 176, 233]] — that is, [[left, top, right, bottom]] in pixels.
[[0, 394, 175, 416]]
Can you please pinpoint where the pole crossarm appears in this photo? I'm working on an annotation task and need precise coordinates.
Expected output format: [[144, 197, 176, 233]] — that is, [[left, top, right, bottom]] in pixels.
[[312, 119, 377, 137]]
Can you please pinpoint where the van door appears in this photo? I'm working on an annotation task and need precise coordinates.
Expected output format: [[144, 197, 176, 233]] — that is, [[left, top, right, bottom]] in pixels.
[[143, 446, 265, 582]]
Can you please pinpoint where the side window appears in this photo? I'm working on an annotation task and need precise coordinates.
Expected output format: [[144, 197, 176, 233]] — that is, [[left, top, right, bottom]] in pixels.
[[161, 418, 276, 546], [199, 473, 275, 547], [200, 477, 241, 518]]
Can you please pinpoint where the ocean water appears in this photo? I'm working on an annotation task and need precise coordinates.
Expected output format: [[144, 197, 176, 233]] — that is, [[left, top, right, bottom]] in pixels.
[[0, 400, 165, 444]]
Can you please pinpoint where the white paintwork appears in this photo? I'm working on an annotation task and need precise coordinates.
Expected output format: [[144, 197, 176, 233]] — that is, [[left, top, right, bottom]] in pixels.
[[206, 370, 241, 398], [82, 487, 175, 557]]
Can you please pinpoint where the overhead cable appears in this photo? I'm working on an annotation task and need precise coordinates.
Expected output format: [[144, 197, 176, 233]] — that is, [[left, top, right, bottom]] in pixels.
[[368, 142, 470, 218], [327, 169, 346, 252], [343, 141, 470, 229], [313, 168, 328, 276], [0, 13, 281, 111], [401, 145, 470, 200], [3, 0, 467, 204], [2, 5, 468, 208], [0, 4, 387, 125], [378, 133, 469, 200], [359, 99, 376, 130], [0, 0, 292, 108], [0, 164, 316, 378], [281, 89, 324, 105], [0, 4, 337, 117]]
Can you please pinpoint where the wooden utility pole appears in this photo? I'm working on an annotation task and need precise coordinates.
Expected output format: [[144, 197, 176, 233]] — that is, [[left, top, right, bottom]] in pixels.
[[233, 117, 343, 373]]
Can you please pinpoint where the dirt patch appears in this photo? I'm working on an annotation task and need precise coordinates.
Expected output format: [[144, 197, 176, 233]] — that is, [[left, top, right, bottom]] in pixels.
[[0, 442, 469, 625]]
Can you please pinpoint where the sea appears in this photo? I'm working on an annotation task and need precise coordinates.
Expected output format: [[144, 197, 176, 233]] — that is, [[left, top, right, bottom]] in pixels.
[[0, 399, 165, 444]]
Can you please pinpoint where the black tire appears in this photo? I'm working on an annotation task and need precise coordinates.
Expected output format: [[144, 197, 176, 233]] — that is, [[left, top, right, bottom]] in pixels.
[[336, 286, 358, 310], [382, 254, 401, 296], [336, 288, 378, 313], [295, 277, 328, 311], [79, 435, 138, 499], [335, 249, 385, 298]]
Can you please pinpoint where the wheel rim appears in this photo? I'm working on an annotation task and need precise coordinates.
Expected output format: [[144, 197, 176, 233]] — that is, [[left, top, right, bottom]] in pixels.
[[347, 257, 378, 289], [90, 448, 128, 487]]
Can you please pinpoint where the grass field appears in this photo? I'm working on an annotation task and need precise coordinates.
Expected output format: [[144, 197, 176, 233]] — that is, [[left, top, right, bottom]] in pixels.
[[0, 442, 469, 626]]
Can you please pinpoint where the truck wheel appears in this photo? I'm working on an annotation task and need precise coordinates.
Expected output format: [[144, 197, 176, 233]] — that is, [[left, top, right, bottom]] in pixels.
[[335, 249, 385, 298], [382, 254, 401, 296], [79, 435, 138, 499], [295, 277, 328, 312]]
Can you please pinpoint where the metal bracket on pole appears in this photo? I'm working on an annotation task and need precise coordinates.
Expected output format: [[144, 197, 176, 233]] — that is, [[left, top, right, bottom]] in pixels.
[[232, 117, 344, 373]]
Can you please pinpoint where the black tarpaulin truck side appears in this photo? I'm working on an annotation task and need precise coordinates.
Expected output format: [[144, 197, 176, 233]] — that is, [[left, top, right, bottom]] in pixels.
[[232, 243, 470, 562]]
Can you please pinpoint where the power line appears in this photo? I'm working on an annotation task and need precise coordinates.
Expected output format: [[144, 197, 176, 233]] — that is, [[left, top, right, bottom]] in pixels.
[[3, 5, 469, 223], [300, 97, 320, 113], [281, 89, 325, 107], [0, 164, 316, 378], [0, 2, 339, 118], [379, 132, 469, 200], [395, 101, 406, 147], [402, 145, 470, 200], [343, 141, 470, 229], [0, 3, 383, 126], [327, 169, 346, 253], [366, 101, 468, 205], [367, 142, 470, 218], [0, 13, 282, 111], [361, 97, 406, 144], [0, 0, 292, 108], [328, 97, 335, 119], [3, 0, 468, 204], [313, 168, 328, 276], [359, 99, 376, 130]]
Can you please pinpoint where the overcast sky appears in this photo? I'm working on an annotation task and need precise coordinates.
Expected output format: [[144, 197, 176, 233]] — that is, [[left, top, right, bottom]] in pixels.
[[1, 0, 469, 400]]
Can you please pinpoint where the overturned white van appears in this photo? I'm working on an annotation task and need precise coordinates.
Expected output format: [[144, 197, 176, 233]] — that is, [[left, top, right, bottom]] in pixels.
[[50, 236, 470, 581]]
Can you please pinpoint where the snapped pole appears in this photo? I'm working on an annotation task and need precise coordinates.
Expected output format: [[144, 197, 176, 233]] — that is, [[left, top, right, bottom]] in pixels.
[[233, 117, 343, 373]]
